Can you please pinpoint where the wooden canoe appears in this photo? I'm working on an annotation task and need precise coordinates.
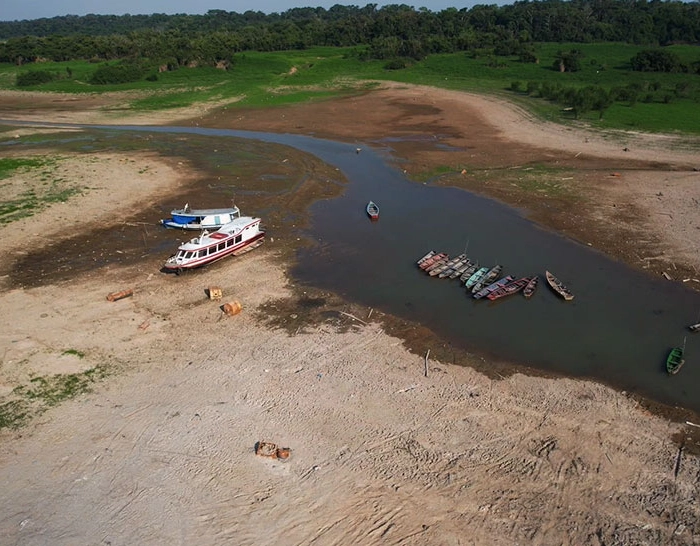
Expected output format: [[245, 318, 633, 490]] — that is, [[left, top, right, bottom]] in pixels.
[[487, 277, 531, 301], [366, 201, 379, 220], [666, 346, 685, 374], [416, 250, 436, 266], [522, 275, 539, 298], [545, 270, 574, 301]]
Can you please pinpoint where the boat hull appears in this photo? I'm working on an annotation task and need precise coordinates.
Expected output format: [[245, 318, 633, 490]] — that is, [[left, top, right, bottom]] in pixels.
[[161, 207, 240, 230], [164, 232, 265, 271], [522, 276, 539, 298], [366, 201, 379, 220], [487, 277, 530, 301], [666, 347, 685, 374], [164, 216, 265, 271], [545, 270, 574, 301]]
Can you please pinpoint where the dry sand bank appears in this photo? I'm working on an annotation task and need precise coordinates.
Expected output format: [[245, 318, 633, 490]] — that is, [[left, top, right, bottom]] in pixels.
[[0, 86, 699, 545]]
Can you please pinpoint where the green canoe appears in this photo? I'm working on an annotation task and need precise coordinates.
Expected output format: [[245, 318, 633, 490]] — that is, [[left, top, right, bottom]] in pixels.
[[666, 346, 685, 375]]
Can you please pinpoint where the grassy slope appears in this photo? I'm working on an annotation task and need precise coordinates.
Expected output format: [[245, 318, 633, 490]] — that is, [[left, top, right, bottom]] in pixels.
[[0, 43, 699, 134]]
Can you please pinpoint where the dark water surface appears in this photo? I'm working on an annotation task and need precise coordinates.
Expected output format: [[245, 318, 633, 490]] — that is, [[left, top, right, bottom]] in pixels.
[[7, 122, 700, 415]]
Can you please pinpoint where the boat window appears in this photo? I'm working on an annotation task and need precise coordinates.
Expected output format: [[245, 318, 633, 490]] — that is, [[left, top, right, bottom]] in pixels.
[[235, 235, 242, 244], [198, 250, 206, 258]]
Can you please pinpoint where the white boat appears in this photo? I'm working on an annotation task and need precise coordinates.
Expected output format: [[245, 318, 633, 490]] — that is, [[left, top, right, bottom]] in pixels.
[[163, 216, 265, 272], [416, 250, 436, 265], [366, 201, 379, 220], [161, 203, 241, 230]]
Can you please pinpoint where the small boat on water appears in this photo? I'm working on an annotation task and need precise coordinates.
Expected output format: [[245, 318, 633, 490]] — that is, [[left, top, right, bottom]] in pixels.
[[439, 255, 468, 278], [666, 341, 686, 375], [425, 256, 450, 273], [417, 250, 436, 266], [472, 264, 503, 293], [473, 275, 514, 300], [689, 322, 700, 333], [161, 203, 241, 230], [433, 253, 467, 277], [545, 270, 574, 301], [163, 215, 265, 272], [459, 263, 479, 283], [419, 252, 447, 270], [366, 201, 379, 220], [427, 257, 453, 275], [449, 260, 473, 279], [465, 266, 490, 290], [487, 277, 531, 301], [522, 275, 539, 299]]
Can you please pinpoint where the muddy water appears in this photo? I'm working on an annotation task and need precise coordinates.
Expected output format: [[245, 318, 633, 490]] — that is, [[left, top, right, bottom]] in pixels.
[[5, 122, 700, 415]]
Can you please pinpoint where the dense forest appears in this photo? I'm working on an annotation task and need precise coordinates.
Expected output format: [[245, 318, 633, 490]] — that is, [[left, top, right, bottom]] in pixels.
[[1, 0, 700, 68]]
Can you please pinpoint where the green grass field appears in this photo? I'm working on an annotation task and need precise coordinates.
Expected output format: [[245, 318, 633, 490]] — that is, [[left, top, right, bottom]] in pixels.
[[1, 43, 699, 134]]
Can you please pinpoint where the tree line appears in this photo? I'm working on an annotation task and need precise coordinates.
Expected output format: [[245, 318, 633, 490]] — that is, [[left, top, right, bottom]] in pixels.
[[1, 1, 700, 68]]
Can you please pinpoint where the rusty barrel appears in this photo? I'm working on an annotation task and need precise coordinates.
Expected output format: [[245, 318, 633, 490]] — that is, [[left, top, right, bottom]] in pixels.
[[106, 289, 133, 302], [223, 300, 242, 316]]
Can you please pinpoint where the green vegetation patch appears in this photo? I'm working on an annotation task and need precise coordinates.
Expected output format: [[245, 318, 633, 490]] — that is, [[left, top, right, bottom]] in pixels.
[[0, 399, 30, 430], [0, 156, 52, 179], [1, 365, 109, 430], [16, 69, 59, 87], [0, 156, 86, 225]]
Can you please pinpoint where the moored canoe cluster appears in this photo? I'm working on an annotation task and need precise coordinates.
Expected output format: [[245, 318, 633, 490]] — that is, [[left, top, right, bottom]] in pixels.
[[416, 250, 573, 302]]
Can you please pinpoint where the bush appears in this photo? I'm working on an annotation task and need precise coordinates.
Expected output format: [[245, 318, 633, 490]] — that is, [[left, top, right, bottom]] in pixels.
[[630, 49, 685, 73], [384, 58, 408, 70], [16, 70, 57, 87], [89, 62, 146, 85]]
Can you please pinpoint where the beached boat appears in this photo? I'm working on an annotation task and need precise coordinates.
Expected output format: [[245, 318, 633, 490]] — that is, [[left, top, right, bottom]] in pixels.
[[465, 266, 490, 290], [419, 252, 447, 270], [417, 250, 436, 266], [522, 275, 539, 299], [545, 270, 574, 301], [689, 322, 700, 333], [161, 204, 241, 230], [666, 343, 686, 375], [366, 201, 379, 220], [473, 275, 514, 300], [471, 264, 503, 293], [163, 216, 265, 272], [487, 277, 531, 301]]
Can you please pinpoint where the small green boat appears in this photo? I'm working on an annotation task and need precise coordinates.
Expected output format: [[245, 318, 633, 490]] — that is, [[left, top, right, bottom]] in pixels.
[[666, 345, 685, 375]]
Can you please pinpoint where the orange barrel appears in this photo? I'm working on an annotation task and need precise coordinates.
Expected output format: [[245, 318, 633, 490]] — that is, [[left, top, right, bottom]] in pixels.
[[106, 289, 133, 302], [223, 301, 242, 316], [276, 447, 291, 460]]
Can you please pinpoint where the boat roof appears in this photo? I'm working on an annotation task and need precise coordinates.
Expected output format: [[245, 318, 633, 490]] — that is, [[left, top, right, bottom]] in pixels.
[[178, 216, 260, 250], [171, 206, 240, 216]]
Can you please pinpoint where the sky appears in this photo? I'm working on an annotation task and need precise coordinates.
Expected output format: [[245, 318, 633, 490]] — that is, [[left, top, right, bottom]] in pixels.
[[2, 0, 480, 22]]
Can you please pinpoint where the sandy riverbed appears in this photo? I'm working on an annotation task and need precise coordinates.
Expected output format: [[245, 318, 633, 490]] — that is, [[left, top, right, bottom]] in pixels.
[[0, 85, 699, 545]]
